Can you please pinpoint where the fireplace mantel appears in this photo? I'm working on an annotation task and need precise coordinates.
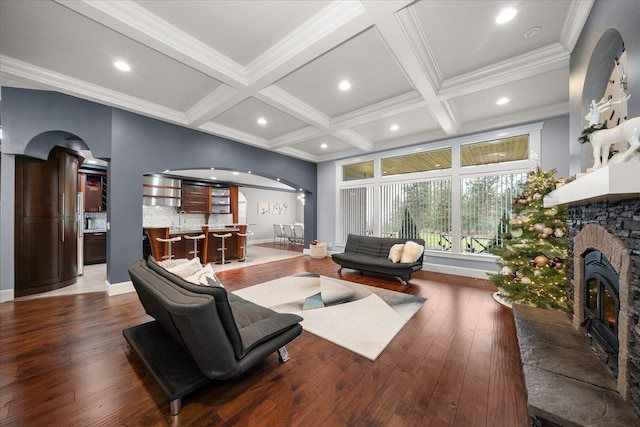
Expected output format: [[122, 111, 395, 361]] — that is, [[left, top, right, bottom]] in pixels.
[[544, 162, 640, 207]]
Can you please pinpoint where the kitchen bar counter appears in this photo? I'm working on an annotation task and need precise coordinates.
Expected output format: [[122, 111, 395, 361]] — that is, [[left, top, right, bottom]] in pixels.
[[144, 224, 248, 263]]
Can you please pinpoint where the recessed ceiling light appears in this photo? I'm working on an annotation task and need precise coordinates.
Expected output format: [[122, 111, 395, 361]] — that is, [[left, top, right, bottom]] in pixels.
[[247, 171, 252, 174], [257, 117, 267, 125], [338, 80, 351, 91], [320, 143, 328, 149], [232, 171, 239, 175], [276, 178, 280, 181], [496, 8, 517, 24], [87, 160, 98, 164], [163, 169, 170, 173], [113, 60, 131, 72], [496, 97, 510, 105], [524, 26, 541, 38], [211, 176, 217, 180], [390, 124, 399, 131]]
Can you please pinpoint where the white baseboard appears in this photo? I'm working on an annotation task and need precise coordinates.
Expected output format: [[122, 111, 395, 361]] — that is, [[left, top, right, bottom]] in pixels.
[[0, 288, 15, 303], [106, 279, 135, 296], [422, 263, 493, 280]]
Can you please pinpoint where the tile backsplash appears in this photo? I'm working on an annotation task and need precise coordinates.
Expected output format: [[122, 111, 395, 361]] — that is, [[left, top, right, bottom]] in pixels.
[[142, 205, 232, 228], [84, 212, 107, 230]]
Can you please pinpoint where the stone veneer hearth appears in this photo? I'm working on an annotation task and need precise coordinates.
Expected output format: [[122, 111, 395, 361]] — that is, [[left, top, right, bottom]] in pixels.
[[566, 196, 640, 415]]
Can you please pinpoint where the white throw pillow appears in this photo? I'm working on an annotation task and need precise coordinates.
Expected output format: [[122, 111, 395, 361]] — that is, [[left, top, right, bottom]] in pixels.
[[388, 244, 405, 263], [400, 241, 424, 263], [167, 257, 203, 278], [185, 264, 224, 287]]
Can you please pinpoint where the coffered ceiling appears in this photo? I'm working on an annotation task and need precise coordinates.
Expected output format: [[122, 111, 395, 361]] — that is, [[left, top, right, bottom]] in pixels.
[[0, 0, 593, 164]]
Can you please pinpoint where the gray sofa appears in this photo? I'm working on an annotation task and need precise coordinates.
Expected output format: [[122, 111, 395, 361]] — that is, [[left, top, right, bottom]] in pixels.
[[123, 257, 303, 415], [331, 234, 425, 285]]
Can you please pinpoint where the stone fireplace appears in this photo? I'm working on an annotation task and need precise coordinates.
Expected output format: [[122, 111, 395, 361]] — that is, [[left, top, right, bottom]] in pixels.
[[546, 163, 640, 416], [569, 222, 633, 400]]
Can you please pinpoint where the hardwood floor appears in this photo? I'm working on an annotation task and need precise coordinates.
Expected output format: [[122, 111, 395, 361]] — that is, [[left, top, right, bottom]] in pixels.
[[0, 255, 530, 426]]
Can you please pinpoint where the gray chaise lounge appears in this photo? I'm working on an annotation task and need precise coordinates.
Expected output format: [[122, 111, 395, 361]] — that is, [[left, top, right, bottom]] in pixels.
[[123, 257, 303, 415]]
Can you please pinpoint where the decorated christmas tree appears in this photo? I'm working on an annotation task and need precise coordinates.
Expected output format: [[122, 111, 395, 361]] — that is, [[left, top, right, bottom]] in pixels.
[[488, 168, 568, 310]]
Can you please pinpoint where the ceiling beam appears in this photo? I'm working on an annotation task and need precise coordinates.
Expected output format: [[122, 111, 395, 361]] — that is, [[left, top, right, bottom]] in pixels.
[[362, 1, 460, 135]]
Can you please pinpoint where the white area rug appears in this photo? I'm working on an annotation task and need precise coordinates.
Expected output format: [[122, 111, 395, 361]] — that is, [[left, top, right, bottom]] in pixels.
[[233, 274, 426, 360]]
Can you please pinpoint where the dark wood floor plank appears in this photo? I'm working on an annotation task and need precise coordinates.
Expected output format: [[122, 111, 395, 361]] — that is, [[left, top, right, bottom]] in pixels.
[[1, 250, 529, 426]]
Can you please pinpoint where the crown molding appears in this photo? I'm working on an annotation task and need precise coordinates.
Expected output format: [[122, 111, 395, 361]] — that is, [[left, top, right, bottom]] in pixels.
[[332, 91, 427, 130], [395, 5, 443, 92], [334, 129, 374, 152], [269, 126, 324, 149], [257, 85, 331, 129], [198, 121, 270, 149], [368, 127, 449, 154], [246, 1, 368, 85], [560, 0, 595, 53], [0, 55, 186, 124], [457, 101, 569, 136], [55, 0, 247, 86], [185, 85, 242, 126], [275, 146, 321, 163], [439, 43, 569, 99]]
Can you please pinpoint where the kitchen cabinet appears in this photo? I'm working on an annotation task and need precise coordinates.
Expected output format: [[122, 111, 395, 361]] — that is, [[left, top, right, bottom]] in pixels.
[[84, 232, 107, 264], [81, 171, 107, 212], [181, 182, 210, 213], [15, 146, 82, 297]]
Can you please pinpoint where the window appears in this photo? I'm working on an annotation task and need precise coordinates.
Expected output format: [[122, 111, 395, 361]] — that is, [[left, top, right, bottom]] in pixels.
[[342, 161, 374, 181], [461, 135, 528, 167], [381, 148, 452, 176], [339, 186, 374, 241], [380, 180, 451, 250], [336, 123, 541, 259], [460, 173, 526, 253]]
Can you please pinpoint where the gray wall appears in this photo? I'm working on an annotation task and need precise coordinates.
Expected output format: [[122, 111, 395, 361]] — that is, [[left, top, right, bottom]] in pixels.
[[569, 0, 640, 174], [1, 88, 317, 290], [239, 187, 301, 242], [540, 115, 570, 177], [317, 161, 337, 249]]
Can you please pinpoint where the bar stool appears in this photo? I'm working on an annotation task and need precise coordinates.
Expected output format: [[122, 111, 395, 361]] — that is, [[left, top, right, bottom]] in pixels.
[[213, 232, 232, 264], [184, 234, 205, 260], [156, 236, 181, 260], [237, 230, 254, 262]]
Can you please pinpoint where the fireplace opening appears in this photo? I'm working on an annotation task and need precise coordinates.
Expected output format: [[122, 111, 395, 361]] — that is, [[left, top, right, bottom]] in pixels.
[[581, 249, 620, 356]]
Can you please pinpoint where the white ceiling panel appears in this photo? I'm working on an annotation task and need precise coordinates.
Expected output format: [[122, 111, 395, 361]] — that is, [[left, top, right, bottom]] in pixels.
[[0, 0, 222, 111], [454, 67, 569, 123], [288, 135, 358, 158], [134, 0, 330, 66], [415, 0, 572, 78], [352, 107, 440, 144], [275, 28, 415, 117], [211, 97, 308, 140]]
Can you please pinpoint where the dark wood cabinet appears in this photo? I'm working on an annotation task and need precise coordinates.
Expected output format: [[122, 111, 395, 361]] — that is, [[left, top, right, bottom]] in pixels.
[[84, 232, 107, 264], [181, 183, 210, 213], [15, 147, 82, 296], [81, 172, 107, 212]]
